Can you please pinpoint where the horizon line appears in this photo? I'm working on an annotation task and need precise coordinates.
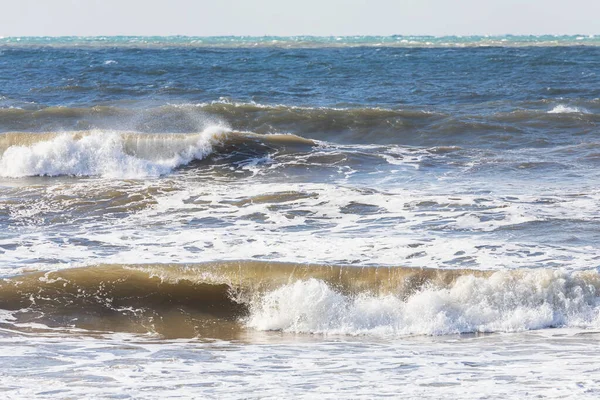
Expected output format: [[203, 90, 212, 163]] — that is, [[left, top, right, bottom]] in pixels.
[[1, 34, 599, 39]]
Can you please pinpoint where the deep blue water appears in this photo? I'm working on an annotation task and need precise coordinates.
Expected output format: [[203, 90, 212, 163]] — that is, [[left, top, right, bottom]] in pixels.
[[1, 45, 599, 110]]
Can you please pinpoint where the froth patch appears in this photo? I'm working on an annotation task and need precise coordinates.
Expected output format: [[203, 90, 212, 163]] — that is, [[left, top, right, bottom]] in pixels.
[[548, 104, 589, 114], [0, 128, 227, 178]]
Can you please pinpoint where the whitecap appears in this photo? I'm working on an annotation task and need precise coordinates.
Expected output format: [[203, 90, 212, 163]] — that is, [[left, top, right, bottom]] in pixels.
[[0, 127, 227, 178], [246, 270, 600, 336], [548, 104, 589, 114]]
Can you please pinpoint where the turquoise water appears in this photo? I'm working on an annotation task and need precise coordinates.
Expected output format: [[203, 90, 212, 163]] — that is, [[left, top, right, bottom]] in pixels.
[[1, 35, 599, 47]]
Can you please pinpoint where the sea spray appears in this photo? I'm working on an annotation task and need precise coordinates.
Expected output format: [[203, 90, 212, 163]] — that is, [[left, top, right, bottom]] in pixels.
[[0, 127, 226, 178], [246, 269, 600, 336]]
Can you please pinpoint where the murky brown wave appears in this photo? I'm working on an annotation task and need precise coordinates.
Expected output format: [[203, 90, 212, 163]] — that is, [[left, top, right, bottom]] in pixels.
[[0, 262, 489, 338], [2, 262, 598, 339]]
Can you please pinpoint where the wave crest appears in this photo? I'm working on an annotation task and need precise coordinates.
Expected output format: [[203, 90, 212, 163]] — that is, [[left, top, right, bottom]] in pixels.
[[548, 104, 589, 114], [247, 270, 600, 335], [0, 128, 314, 178]]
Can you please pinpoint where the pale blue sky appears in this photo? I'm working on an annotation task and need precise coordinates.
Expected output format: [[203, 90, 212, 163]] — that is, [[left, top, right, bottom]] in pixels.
[[1, 0, 598, 37]]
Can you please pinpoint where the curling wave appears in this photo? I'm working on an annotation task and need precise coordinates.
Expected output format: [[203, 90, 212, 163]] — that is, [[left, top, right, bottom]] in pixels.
[[1, 262, 599, 338], [0, 129, 316, 178]]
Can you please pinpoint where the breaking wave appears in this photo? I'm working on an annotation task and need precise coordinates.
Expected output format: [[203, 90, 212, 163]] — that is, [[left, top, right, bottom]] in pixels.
[[548, 104, 589, 114], [2, 102, 598, 149], [0, 129, 316, 178], [1, 262, 599, 338]]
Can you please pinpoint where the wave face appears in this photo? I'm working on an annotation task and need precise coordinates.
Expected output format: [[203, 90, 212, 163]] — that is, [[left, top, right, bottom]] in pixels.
[[1, 263, 599, 338]]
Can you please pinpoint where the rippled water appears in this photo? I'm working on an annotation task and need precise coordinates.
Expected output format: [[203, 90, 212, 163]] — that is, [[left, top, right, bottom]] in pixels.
[[1, 36, 600, 398]]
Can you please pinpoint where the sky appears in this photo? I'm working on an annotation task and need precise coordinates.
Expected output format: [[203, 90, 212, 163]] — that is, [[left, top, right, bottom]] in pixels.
[[0, 0, 598, 37]]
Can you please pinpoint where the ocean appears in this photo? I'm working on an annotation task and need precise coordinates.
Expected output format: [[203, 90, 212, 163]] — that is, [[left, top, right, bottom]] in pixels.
[[1, 35, 600, 398]]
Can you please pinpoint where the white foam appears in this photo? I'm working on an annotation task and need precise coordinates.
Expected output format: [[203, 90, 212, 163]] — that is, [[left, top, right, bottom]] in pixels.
[[3, 180, 600, 276], [548, 104, 588, 114], [246, 270, 600, 336], [1, 329, 600, 399], [0, 128, 226, 178]]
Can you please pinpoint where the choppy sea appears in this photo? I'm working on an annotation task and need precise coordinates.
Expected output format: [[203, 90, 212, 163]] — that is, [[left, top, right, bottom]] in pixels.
[[1, 35, 600, 398]]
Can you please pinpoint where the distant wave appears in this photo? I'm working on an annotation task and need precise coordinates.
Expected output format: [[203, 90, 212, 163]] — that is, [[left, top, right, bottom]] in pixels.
[[0, 262, 599, 338], [1, 35, 599, 48]]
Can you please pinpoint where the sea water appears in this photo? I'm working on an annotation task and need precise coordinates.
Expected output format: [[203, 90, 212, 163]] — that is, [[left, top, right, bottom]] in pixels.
[[1, 36, 600, 398]]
